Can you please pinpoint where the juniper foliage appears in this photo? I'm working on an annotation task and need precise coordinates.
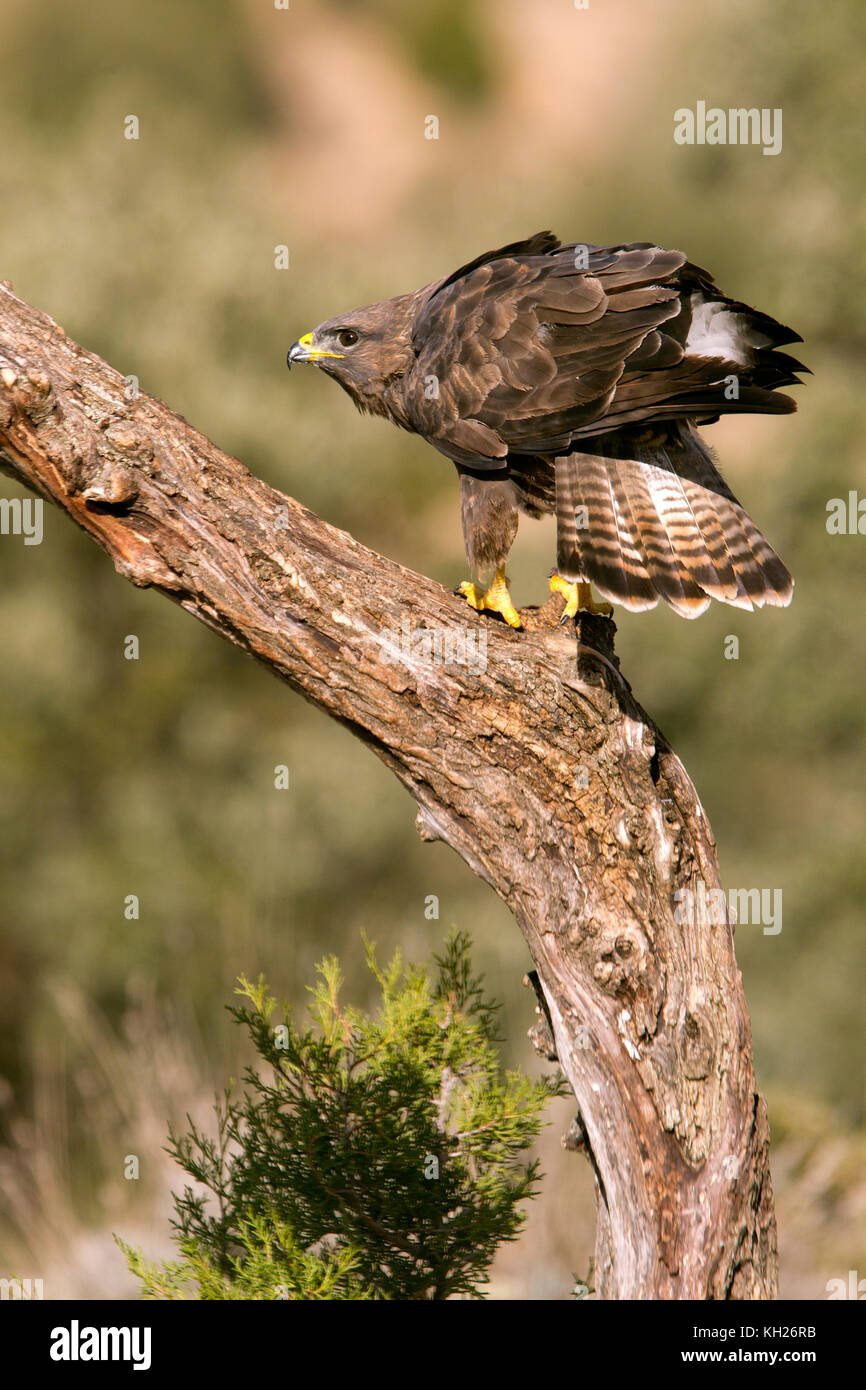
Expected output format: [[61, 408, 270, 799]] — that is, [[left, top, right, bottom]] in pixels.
[[120, 931, 564, 1299]]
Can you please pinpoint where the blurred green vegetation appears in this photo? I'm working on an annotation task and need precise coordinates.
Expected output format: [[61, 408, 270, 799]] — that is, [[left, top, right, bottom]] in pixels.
[[354, 0, 493, 102], [0, 0, 863, 1297]]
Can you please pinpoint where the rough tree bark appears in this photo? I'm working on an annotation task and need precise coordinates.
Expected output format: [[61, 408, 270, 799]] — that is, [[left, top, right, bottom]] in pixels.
[[0, 282, 778, 1299]]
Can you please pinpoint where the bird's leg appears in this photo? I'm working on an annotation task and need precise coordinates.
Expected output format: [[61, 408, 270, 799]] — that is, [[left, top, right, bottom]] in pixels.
[[459, 566, 522, 629], [549, 572, 613, 621]]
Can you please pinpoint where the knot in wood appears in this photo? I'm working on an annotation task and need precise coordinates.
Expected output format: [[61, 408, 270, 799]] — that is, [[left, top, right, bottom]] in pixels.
[[83, 465, 139, 510], [562, 1113, 588, 1154], [102, 422, 155, 463], [18, 369, 57, 425], [680, 1008, 715, 1080]]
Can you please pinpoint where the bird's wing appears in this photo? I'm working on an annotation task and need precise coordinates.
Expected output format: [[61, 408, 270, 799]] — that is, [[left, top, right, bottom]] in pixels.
[[405, 236, 805, 466]]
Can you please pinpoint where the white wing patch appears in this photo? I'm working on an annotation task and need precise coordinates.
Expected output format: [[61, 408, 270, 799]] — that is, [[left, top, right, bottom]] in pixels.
[[684, 295, 771, 365]]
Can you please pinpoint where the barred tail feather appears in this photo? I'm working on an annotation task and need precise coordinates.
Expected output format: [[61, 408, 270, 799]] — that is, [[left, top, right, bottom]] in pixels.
[[554, 424, 794, 617]]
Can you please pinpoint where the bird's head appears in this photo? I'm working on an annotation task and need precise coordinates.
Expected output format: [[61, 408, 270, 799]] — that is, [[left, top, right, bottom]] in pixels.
[[287, 292, 419, 417]]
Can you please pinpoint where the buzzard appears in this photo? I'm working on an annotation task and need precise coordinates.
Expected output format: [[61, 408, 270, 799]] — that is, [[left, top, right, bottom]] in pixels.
[[287, 232, 804, 628]]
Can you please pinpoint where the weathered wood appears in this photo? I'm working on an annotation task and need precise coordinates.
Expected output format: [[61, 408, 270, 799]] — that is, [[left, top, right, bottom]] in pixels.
[[0, 282, 778, 1298]]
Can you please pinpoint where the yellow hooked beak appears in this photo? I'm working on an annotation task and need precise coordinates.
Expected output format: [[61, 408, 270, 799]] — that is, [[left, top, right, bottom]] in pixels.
[[286, 331, 345, 367]]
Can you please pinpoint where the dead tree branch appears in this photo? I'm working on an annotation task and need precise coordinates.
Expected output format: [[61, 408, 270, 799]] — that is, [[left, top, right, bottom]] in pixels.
[[0, 282, 778, 1298]]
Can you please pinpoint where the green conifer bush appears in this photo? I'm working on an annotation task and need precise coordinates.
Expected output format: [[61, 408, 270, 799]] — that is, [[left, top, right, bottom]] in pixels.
[[119, 931, 565, 1299]]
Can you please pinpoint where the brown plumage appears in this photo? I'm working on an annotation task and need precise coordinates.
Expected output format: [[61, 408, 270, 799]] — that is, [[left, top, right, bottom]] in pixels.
[[287, 231, 805, 620]]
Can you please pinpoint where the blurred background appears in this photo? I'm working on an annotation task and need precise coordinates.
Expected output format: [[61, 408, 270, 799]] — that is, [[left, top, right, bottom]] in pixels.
[[0, 0, 864, 1299]]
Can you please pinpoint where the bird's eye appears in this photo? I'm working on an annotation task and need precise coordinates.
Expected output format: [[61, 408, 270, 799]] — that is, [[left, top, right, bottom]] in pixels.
[[337, 328, 359, 348]]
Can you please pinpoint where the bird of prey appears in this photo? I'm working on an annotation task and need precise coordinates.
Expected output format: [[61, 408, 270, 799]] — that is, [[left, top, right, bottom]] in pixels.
[[287, 231, 804, 628]]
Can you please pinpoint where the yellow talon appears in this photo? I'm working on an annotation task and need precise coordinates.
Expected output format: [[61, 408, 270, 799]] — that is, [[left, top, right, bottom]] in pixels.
[[459, 567, 522, 629], [549, 573, 613, 621]]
